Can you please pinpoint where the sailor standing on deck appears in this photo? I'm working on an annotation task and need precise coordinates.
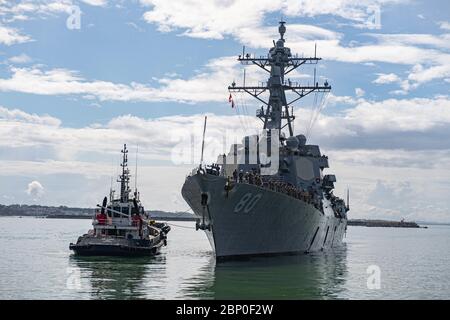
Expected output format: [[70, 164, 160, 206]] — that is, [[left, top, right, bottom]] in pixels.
[[132, 213, 143, 237], [96, 210, 107, 225], [238, 171, 244, 183]]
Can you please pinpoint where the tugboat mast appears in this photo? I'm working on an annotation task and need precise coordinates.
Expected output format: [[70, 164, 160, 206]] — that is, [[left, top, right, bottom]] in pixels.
[[228, 21, 331, 137], [119, 144, 130, 202]]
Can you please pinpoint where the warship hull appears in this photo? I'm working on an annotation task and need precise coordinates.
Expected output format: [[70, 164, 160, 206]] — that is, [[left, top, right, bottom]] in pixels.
[[182, 173, 347, 259]]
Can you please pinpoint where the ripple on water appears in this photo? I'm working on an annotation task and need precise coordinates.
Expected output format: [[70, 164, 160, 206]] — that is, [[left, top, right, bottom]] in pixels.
[[0, 219, 449, 299]]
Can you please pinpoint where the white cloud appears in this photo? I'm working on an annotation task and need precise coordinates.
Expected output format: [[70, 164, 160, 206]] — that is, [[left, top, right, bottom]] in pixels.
[[0, 45, 445, 103], [0, 0, 108, 18], [126, 22, 144, 32], [0, 1, 447, 97], [26, 180, 44, 198], [7, 53, 32, 64], [370, 33, 450, 50], [312, 96, 450, 135], [438, 21, 450, 31], [355, 87, 365, 97], [141, 8, 450, 69], [0, 1, 109, 44], [138, 0, 449, 94], [0, 24, 32, 45], [309, 40, 449, 66], [374, 63, 450, 94], [141, 0, 276, 40], [373, 73, 400, 84], [0, 106, 61, 126], [0, 58, 241, 103], [1, 94, 449, 167], [0, 106, 250, 163], [0, 1, 72, 19], [80, 0, 108, 6], [407, 64, 450, 84], [345, 175, 449, 222], [140, 0, 406, 39], [1, 96, 450, 220], [138, 0, 450, 68], [327, 93, 360, 106], [2, 162, 190, 212]]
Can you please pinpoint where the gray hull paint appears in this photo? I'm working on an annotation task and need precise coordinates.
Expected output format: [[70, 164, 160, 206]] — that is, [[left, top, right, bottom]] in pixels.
[[182, 173, 347, 259]]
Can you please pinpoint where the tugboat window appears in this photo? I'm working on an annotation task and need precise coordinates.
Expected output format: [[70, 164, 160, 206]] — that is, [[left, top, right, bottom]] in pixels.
[[113, 206, 121, 218]]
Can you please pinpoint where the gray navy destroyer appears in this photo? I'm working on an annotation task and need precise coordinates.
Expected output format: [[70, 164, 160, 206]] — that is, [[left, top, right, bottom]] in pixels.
[[70, 144, 170, 257], [182, 22, 349, 259]]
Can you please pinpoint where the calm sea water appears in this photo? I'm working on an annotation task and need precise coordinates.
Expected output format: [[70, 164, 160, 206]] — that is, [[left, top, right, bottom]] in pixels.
[[0, 217, 449, 300]]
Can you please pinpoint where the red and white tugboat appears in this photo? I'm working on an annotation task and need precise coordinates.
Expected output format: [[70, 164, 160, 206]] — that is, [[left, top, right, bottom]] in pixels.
[[70, 144, 170, 257]]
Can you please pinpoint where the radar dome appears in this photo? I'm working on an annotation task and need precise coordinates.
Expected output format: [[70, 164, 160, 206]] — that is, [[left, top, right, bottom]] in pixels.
[[286, 136, 299, 150], [276, 39, 284, 47], [296, 134, 307, 146]]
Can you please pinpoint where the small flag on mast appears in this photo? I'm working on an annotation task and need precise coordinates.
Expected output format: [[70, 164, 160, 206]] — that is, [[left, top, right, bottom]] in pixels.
[[228, 93, 235, 108]]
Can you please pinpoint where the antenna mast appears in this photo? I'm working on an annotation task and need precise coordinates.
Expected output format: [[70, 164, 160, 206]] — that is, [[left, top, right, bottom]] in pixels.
[[110, 176, 114, 202], [228, 21, 331, 138], [119, 144, 130, 202], [134, 145, 139, 193], [200, 116, 208, 168], [346, 187, 350, 211]]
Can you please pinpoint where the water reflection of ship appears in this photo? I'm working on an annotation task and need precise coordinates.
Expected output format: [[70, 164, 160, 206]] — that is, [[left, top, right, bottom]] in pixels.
[[182, 245, 348, 299], [69, 255, 167, 299]]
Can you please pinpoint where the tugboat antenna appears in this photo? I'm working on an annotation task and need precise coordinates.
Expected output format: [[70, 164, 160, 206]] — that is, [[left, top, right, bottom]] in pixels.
[[200, 116, 208, 168], [110, 176, 113, 201], [119, 144, 130, 202], [346, 187, 350, 211], [135, 144, 138, 194]]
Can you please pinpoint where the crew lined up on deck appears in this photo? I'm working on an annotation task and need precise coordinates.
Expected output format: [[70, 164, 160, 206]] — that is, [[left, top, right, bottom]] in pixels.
[[231, 168, 322, 211]]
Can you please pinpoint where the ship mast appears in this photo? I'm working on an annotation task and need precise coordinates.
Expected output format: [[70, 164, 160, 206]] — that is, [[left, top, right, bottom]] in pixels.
[[119, 144, 130, 202], [228, 21, 331, 137]]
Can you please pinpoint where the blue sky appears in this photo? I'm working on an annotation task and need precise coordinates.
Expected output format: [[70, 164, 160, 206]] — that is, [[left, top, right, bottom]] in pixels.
[[0, 0, 449, 222]]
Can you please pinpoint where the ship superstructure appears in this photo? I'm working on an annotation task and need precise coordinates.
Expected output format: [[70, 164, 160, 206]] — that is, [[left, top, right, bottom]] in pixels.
[[182, 22, 348, 259]]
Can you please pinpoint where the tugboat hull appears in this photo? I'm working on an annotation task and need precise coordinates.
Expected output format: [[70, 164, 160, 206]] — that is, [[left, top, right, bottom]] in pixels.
[[69, 233, 168, 257], [69, 242, 163, 257]]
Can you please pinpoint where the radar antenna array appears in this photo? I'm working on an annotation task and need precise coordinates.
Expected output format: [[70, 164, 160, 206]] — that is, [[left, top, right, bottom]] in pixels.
[[229, 21, 331, 138]]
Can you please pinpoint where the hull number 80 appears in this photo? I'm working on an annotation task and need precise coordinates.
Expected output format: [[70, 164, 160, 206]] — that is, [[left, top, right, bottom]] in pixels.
[[234, 193, 262, 214]]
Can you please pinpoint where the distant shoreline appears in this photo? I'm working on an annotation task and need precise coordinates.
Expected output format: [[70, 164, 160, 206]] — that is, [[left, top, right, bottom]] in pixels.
[[347, 219, 426, 228], [0, 214, 196, 222], [0, 204, 197, 221], [2, 215, 442, 228], [44, 214, 196, 221], [1, 204, 448, 226]]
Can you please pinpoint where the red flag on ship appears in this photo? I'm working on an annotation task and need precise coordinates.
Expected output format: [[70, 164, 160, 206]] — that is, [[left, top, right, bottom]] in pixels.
[[228, 93, 235, 108]]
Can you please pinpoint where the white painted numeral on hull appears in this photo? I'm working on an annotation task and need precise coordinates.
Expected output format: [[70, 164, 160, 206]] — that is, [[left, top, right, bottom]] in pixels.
[[234, 193, 262, 213]]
